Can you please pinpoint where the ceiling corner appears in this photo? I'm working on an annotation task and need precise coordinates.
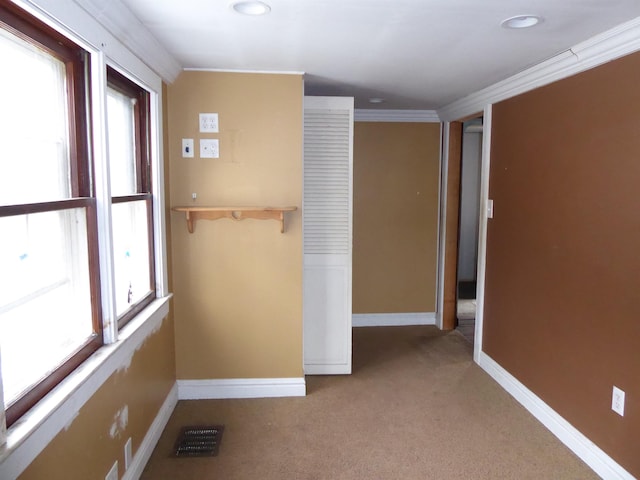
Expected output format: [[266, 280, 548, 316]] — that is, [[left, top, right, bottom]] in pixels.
[[72, 0, 182, 83]]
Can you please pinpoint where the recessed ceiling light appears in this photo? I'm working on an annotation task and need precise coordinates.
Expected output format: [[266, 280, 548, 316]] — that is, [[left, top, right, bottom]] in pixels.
[[501, 15, 542, 29], [232, 1, 271, 16], [368, 98, 385, 104]]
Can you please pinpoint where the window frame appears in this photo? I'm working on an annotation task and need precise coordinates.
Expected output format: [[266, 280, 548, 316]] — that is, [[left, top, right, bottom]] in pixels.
[[106, 66, 157, 328], [0, 1, 103, 427], [0, 2, 169, 471]]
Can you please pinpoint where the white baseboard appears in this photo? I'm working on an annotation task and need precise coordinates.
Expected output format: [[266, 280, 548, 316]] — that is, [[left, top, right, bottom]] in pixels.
[[352, 312, 436, 327], [123, 383, 178, 480], [477, 352, 635, 480], [177, 377, 306, 400]]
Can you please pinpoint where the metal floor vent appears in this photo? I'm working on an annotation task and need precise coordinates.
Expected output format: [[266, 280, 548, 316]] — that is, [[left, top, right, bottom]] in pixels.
[[174, 425, 224, 457]]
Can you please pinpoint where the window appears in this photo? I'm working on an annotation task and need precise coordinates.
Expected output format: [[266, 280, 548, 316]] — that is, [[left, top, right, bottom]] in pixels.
[[0, 2, 158, 428], [0, 2, 101, 426], [106, 68, 155, 326]]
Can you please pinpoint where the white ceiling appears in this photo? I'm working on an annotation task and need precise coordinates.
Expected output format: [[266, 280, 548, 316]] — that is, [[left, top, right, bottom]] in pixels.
[[119, 0, 640, 110]]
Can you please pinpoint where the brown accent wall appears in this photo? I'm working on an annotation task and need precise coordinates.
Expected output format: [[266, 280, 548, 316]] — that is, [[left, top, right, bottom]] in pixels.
[[353, 122, 440, 314], [19, 317, 176, 480], [167, 72, 303, 379], [484, 51, 640, 476]]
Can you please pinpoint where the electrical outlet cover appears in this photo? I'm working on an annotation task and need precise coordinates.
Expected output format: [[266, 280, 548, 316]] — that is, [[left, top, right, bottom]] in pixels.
[[199, 113, 219, 133], [200, 139, 219, 158], [612, 386, 625, 416]]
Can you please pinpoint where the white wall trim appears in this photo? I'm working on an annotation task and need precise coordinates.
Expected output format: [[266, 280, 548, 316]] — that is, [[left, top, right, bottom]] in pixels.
[[18, 0, 165, 90], [177, 378, 306, 400], [473, 104, 492, 363], [355, 109, 440, 123], [478, 351, 635, 480], [352, 312, 436, 327], [70, 0, 182, 83], [185, 67, 305, 75], [438, 16, 640, 121], [0, 298, 171, 479], [122, 383, 177, 480], [434, 122, 445, 330], [435, 122, 450, 330]]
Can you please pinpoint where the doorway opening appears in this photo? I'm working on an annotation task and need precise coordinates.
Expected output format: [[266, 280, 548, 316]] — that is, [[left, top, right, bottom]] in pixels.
[[456, 118, 483, 343]]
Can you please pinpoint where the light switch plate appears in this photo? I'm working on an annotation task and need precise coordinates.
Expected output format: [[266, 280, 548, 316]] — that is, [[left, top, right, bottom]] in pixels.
[[200, 139, 219, 158], [182, 138, 194, 158], [199, 113, 219, 133], [487, 199, 494, 218]]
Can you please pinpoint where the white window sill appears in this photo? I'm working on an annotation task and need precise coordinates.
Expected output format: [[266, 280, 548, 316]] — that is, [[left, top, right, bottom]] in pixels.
[[0, 295, 172, 479]]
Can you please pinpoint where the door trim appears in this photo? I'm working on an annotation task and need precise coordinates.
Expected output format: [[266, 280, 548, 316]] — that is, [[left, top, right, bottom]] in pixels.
[[473, 104, 493, 361], [436, 122, 463, 331]]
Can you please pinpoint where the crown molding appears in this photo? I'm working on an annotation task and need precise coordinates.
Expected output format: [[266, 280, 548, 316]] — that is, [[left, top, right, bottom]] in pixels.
[[355, 109, 440, 123], [186, 68, 305, 75], [72, 0, 182, 83], [438, 16, 640, 122]]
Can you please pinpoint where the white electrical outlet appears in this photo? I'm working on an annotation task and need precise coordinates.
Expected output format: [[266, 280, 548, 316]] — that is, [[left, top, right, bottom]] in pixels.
[[200, 138, 219, 158], [105, 460, 118, 480], [612, 386, 625, 416], [199, 113, 219, 133], [182, 138, 194, 158], [124, 437, 132, 470]]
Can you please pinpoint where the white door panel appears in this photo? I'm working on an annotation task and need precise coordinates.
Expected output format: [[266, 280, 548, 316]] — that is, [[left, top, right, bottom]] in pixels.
[[303, 96, 353, 375], [303, 259, 351, 373]]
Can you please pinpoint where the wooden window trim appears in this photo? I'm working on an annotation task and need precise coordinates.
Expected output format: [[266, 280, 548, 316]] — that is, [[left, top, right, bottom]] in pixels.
[[107, 68, 156, 329], [0, 1, 92, 199], [5, 335, 102, 426], [107, 67, 151, 193], [0, 2, 102, 427]]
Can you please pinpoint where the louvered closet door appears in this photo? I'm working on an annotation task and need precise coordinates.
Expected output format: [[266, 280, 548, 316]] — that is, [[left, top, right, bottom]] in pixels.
[[303, 96, 353, 375]]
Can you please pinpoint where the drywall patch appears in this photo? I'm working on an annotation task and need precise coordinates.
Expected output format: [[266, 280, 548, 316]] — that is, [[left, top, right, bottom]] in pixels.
[[109, 405, 129, 439], [63, 411, 79, 432], [116, 314, 168, 374], [117, 353, 134, 374]]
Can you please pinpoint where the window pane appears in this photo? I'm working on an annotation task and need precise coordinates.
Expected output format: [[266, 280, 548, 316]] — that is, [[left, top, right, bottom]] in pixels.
[[0, 28, 70, 205], [112, 200, 152, 317], [107, 88, 137, 196], [0, 208, 94, 406]]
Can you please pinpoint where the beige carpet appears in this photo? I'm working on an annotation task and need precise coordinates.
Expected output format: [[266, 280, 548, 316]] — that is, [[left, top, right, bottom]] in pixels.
[[141, 326, 598, 479]]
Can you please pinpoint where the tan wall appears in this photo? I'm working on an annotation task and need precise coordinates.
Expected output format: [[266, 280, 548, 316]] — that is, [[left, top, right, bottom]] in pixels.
[[353, 122, 440, 314], [484, 51, 640, 477], [19, 317, 176, 480], [167, 72, 303, 379]]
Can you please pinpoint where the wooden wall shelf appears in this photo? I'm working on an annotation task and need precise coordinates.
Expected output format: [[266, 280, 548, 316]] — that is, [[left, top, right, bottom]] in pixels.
[[172, 206, 297, 233]]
